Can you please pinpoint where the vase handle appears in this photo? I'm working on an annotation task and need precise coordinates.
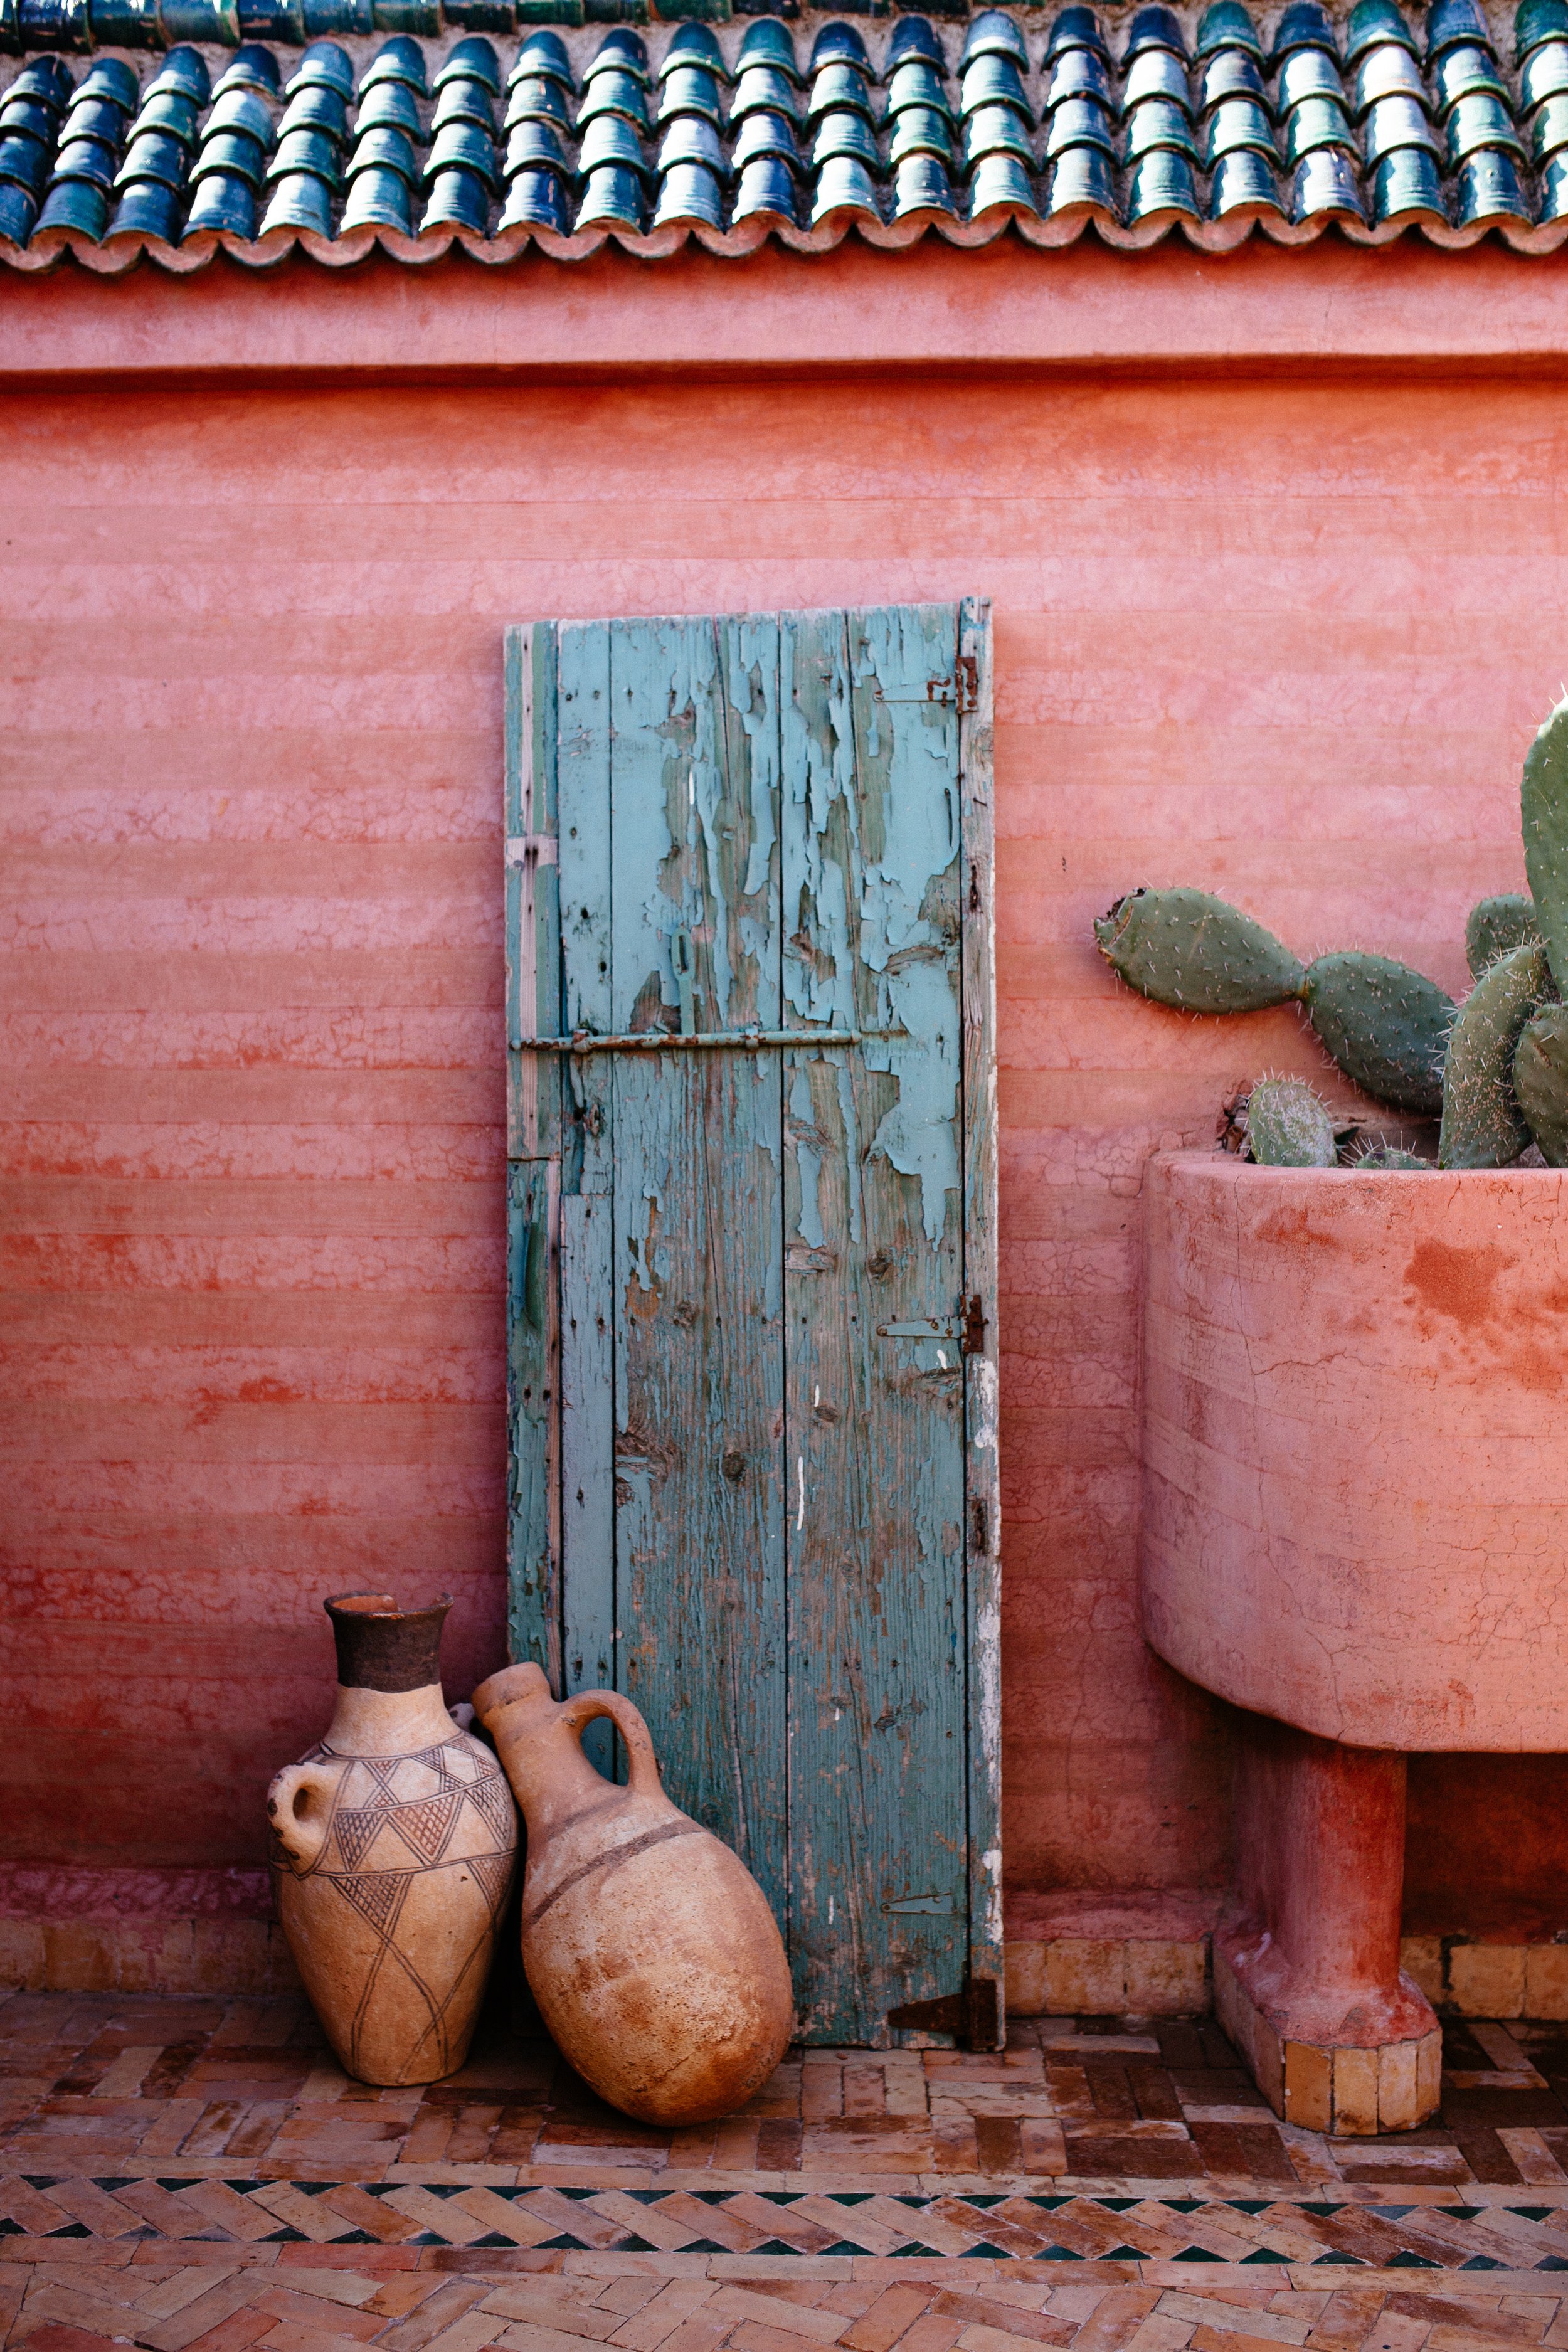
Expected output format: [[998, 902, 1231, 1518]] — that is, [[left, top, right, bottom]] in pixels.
[[560, 1688, 663, 1799], [267, 1760, 344, 1871]]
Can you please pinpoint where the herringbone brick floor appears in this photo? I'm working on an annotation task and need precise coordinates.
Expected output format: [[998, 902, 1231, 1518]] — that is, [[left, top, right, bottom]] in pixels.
[[9, 1991, 1568, 2351]]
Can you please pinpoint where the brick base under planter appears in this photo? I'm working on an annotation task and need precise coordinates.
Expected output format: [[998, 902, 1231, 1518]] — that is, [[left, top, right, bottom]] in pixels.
[[1215, 1936, 1443, 2134]]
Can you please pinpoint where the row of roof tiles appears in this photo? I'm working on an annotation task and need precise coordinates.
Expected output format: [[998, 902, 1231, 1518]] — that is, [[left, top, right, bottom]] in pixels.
[[5, 0, 1568, 266]]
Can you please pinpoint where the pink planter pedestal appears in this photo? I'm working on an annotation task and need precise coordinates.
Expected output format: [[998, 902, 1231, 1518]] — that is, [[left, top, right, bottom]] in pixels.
[[1216, 1715, 1441, 2135], [1142, 1153, 1568, 2134]]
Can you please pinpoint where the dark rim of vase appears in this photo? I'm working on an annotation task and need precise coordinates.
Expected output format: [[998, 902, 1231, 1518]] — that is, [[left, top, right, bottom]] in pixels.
[[324, 1589, 453, 1693]]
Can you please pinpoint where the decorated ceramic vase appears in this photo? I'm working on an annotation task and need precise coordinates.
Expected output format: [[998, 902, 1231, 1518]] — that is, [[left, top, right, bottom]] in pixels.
[[473, 1660, 793, 2126], [268, 1593, 518, 2087]]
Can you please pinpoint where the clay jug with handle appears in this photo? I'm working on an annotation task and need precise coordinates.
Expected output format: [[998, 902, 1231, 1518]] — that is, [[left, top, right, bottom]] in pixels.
[[473, 1661, 793, 2127], [268, 1593, 518, 2087]]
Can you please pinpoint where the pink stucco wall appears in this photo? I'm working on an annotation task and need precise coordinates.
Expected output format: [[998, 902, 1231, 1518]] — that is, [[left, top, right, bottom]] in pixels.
[[3, 239, 1562, 1938]]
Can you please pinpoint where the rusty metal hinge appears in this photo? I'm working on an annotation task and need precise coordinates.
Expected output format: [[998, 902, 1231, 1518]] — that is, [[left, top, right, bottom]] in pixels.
[[874, 1295, 986, 1353], [956, 653, 980, 717], [887, 1975, 1000, 2053]]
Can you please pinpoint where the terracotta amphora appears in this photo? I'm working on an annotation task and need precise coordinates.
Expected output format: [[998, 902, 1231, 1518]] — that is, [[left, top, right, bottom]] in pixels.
[[473, 1661, 793, 2127], [268, 1594, 518, 2087]]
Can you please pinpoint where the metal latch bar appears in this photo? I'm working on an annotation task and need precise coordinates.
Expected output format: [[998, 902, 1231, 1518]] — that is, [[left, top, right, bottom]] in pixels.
[[521, 1027, 902, 1053]]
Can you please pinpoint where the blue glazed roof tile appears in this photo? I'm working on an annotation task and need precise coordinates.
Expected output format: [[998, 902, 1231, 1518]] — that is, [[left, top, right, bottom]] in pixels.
[[959, 6, 1025, 65], [1197, 0, 1264, 54], [1047, 43, 1111, 102], [1209, 139, 1282, 200], [886, 15, 943, 68], [659, 19, 723, 73], [1046, 6, 1109, 61], [1345, 0, 1418, 51], [807, 19, 869, 72], [1522, 30, 1568, 95], [889, 102, 951, 157], [4, 1, 1568, 269], [1352, 40, 1426, 105], [1364, 87, 1439, 151], [734, 19, 800, 81]]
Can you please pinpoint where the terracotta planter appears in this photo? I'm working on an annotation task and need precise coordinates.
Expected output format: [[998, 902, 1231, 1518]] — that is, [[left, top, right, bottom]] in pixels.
[[268, 1594, 518, 2087], [1142, 1154, 1568, 2133], [474, 1661, 793, 2127], [1143, 1152, 1568, 1751]]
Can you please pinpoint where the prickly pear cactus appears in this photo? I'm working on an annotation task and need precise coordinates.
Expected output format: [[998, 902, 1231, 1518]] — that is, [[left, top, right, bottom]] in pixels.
[[1438, 941, 1551, 1169], [1523, 695, 1568, 996], [1466, 893, 1539, 979], [1244, 1078, 1338, 1168], [1513, 1003, 1568, 1165], [1093, 888, 1306, 1015], [1300, 953, 1452, 1118], [1354, 1145, 1431, 1169]]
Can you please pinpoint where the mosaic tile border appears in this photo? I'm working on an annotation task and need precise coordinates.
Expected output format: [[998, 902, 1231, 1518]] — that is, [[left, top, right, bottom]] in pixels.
[[13, 2176, 1568, 2272]]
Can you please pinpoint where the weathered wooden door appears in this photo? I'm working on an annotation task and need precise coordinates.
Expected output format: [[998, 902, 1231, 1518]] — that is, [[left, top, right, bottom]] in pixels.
[[504, 602, 1000, 2047]]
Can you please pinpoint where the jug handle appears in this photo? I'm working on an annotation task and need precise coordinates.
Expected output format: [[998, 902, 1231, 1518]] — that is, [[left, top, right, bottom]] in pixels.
[[560, 1689, 662, 1798], [267, 1759, 344, 1872]]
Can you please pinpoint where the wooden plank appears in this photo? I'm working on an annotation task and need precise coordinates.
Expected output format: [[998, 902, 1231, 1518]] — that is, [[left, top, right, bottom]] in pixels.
[[960, 595, 1004, 2049], [781, 602, 969, 2046], [556, 623, 615, 1764], [504, 623, 562, 1685], [559, 1190, 615, 1777], [606, 614, 787, 1907], [505, 623, 560, 1091]]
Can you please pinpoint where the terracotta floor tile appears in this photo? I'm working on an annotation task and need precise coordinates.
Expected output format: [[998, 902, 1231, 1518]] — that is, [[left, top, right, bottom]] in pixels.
[[254, 2286, 385, 2338], [26, 2002, 1568, 2352], [1056, 2290, 1166, 2352], [11, 2325, 127, 2352], [371, 2277, 494, 2351], [931, 2289, 1074, 2344], [1061, 2141, 1195, 2181], [170, 2306, 280, 2352]]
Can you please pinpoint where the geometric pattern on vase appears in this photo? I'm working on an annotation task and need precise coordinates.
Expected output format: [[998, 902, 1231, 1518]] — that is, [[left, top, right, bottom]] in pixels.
[[331, 1868, 411, 1939], [388, 1791, 462, 1865], [272, 1727, 519, 2086], [468, 1846, 517, 1922], [466, 1770, 519, 1847]]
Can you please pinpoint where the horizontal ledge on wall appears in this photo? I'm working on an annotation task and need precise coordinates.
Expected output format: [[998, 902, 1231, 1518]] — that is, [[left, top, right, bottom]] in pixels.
[[13, 241, 1568, 386]]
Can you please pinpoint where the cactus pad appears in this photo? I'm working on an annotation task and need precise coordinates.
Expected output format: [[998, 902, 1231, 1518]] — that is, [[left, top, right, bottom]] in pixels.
[[1245, 1077, 1338, 1168], [1522, 694, 1568, 995], [1093, 888, 1306, 1015], [1466, 893, 1539, 978], [1301, 953, 1452, 1116], [1513, 1002, 1568, 1165], [1355, 1144, 1432, 1169], [1438, 940, 1550, 1169]]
